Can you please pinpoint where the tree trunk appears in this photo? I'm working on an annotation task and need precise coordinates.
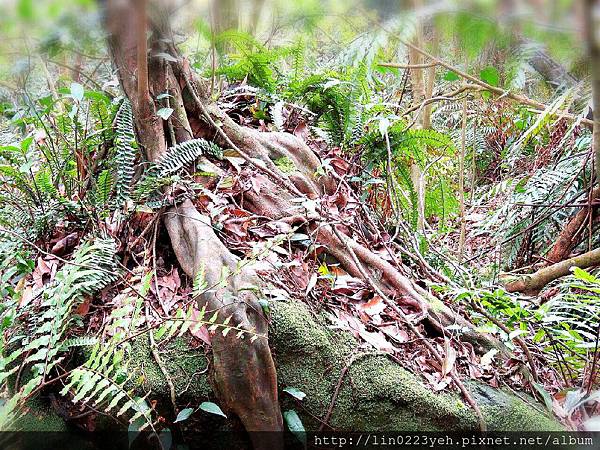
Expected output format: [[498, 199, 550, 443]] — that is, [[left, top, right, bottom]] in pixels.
[[407, 0, 427, 232], [103, 2, 282, 448]]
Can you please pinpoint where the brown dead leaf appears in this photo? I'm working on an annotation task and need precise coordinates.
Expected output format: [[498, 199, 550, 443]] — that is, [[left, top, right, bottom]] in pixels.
[[358, 296, 386, 317], [75, 296, 92, 316], [441, 338, 457, 377], [293, 121, 309, 140], [380, 323, 409, 343], [19, 285, 33, 308], [190, 308, 212, 346], [51, 232, 78, 256]]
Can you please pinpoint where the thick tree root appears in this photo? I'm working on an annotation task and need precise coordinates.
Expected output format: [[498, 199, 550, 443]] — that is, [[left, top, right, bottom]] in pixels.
[[105, 3, 283, 449], [106, 1, 511, 443], [546, 185, 600, 264]]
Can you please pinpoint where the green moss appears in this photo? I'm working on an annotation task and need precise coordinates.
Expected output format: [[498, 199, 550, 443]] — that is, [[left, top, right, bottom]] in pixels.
[[274, 157, 297, 174], [118, 298, 561, 433], [471, 383, 562, 431], [429, 297, 447, 312], [269, 299, 563, 432], [9, 397, 67, 432], [128, 335, 212, 403]]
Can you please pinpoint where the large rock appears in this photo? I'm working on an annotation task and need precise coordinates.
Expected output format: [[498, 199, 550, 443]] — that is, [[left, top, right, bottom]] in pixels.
[[133, 299, 562, 432]]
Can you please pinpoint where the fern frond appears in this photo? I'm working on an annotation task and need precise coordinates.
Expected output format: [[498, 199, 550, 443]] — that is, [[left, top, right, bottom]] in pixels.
[[61, 344, 154, 430], [20, 237, 119, 380], [155, 139, 222, 176], [93, 169, 114, 211], [114, 99, 137, 207]]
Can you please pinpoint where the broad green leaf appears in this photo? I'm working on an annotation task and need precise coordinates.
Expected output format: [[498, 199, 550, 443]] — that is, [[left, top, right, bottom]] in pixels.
[[199, 401, 227, 418], [258, 299, 270, 315], [480, 67, 499, 87], [283, 410, 306, 446], [70, 83, 84, 101], [443, 71, 459, 81], [532, 382, 553, 412], [572, 267, 600, 284], [174, 407, 194, 423], [156, 108, 174, 120], [283, 387, 306, 401]]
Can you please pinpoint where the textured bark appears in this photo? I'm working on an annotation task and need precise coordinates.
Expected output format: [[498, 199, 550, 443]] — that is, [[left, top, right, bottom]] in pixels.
[[504, 247, 600, 295], [104, 2, 283, 448], [546, 186, 600, 263], [408, 0, 426, 231]]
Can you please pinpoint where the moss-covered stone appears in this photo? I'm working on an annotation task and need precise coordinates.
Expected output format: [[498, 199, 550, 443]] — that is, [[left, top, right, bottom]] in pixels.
[[124, 299, 563, 432], [9, 397, 68, 432], [269, 299, 563, 432], [129, 334, 212, 404]]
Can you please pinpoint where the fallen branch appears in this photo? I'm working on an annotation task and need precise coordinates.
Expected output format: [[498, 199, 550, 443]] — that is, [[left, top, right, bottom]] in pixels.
[[504, 247, 600, 295]]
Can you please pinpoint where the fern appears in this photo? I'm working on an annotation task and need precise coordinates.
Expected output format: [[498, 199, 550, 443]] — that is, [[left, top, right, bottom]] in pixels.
[[61, 341, 154, 429], [12, 238, 119, 388], [60, 292, 262, 430], [93, 169, 114, 212], [114, 99, 137, 208], [131, 139, 222, 207], [34, 168, 58, 199], [155, 139, 222, 177], [154, 304, 263, 343], [483, 155, 585, 267]]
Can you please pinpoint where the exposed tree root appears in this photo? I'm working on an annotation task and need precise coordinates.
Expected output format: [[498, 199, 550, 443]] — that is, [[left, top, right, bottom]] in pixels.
[[546, 185, 600, 264], [105, 3, 282, 449], [504, 247, 600, 295]]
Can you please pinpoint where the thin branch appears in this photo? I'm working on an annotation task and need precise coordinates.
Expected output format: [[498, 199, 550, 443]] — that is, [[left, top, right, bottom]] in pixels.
[[381, 43, 593, 128]]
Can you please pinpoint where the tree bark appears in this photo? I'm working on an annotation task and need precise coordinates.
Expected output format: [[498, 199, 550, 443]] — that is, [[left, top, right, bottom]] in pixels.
[[504, 247, 600, 295], [407, 0, 426, 231], [103, 2, 283, 448]]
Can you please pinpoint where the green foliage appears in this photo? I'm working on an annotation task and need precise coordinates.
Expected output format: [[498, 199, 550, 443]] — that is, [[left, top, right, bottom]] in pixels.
[[214, 30, 284, 93], [0, 237, 119, 426], [361, 121, 458, 227], [155, 139, 222, 177], [291, 65, 370, 147], [541, 268, 600, 364], [114, 99, 137, 207], [458, 268, 600, 382], [484, 156, 585, 267], [133, 138, 223, 207]]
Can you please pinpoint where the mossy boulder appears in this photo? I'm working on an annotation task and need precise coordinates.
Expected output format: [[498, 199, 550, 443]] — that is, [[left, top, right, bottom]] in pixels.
[[129, 335, 212, 404], [9, 397, 68, 432], [130, 299, 562, 431]]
